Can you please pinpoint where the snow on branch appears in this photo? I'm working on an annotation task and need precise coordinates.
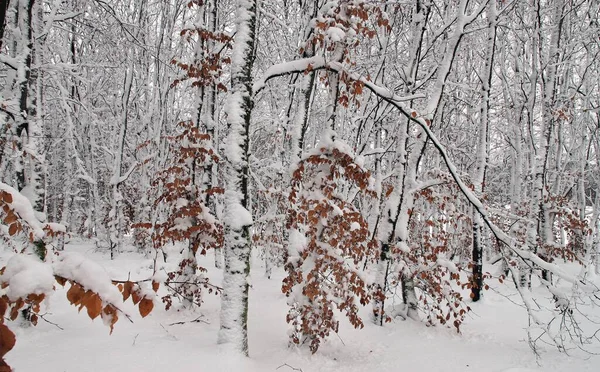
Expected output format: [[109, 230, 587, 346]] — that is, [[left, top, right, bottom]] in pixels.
[[53, 252, 124, 307], [253, 56, 425, 103], [253, 34, 595, 292], [0, 183, 46, 240]]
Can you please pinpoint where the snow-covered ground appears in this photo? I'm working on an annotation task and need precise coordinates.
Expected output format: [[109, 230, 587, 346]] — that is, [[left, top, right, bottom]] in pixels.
[[4, 241, 600, 371]]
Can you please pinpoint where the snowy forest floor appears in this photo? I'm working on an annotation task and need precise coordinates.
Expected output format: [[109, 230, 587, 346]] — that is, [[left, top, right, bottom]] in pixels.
[[4, 240, 600, 372]]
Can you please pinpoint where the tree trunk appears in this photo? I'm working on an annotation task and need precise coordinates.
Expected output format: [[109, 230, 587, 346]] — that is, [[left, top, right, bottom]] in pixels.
[[218, 0, 257, 356], [471, 0, 497, 302]]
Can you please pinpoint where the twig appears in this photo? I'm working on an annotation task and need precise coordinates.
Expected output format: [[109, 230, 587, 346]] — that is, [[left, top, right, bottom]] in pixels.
[[160, 323, 179, 341], [118, 307, 134, 323], [39, 313, 64, 330], [276, 363, 303, 372], [168, 315, 210, 326], [111, 277, 223, 292], [335, 331, 346, 346], [132, 333, 139, 346]]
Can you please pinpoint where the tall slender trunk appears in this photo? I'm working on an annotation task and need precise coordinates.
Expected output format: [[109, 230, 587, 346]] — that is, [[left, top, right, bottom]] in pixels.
[[471, 0, 497, 302], [207, 0, 223, 269], [218, 0, 257, 356], [373, 0, 430, 324], [109, 54, 133, 259], [15, 0, 35, 194], [531, 0, 563, 282]]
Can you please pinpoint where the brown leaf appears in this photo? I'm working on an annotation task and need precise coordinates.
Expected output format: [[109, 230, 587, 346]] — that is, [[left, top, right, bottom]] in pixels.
[[7, 224, 17, 237], [78, 290, 94, 312], [8, 307, 18, 322], [152, 281, 160, 293], [0, 358, 11, 372], [0, 298, 6, 318], [55, 276, 67, 287], [3, 213, 16, 225], [26, 293, 45, 304], [138, 298, 154, 318], [0, 324, 15, 357], [67, 283, 84, 305], [102, 305, 119, 334], [1, 192, 12, 204], [86, 294, 102, 320], [123, 281, 133, 301], [131, 290, 141, 305]]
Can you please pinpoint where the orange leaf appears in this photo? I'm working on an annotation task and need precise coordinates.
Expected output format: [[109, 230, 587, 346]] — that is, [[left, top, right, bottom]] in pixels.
[[67, 283, 84, 305], [78, 290, 94, 312], [55, 276, 67, 287], [138, 298, 154, 318], [3, 213, 16, 225], [86, 294, 103, 320], [102, 305, 119, 334], [1, 192, 12, 204], [123, 281, 133, 301], [9, 307, 18, 322], [131, 290, 141, 305], [7, 224, 17, 237]]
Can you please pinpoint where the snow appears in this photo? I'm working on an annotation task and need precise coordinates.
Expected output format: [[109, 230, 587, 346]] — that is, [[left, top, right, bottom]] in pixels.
[[223, 92, 246, 164], [254, 55, 426, 103], [288, 228, 307, 256], [0, 254, 54, 301], [0, 182, 46, 239], [327, 27, 345, 43], [224, 192, 253, 229], [253, 56, 324, 93], [436, 257, 459, 274], [2, 241, 599, 371], [53, 251, 124, 306]]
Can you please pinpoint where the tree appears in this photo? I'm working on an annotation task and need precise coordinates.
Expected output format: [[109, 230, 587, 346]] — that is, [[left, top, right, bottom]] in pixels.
[[283, 131, 378, 352], [217, 0, 257, 356]]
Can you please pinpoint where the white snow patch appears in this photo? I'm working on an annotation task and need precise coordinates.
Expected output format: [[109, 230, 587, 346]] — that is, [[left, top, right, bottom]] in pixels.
[[0, 254, 54, 301], [327, 27, 346, 43], [224, 193, 253, 230]]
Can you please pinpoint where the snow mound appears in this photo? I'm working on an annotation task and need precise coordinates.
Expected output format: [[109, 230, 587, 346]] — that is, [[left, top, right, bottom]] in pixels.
[[0, 254, 54, 301]]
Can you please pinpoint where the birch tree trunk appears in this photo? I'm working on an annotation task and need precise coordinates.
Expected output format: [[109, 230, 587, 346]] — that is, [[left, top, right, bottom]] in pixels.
[[471, 0, 497, 302], [218, 0, 257, 356], [373, 0, 431, 324], [207, 0, 223, 269], [530, 0, 563, 282], [109, 53, 133, 259]]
